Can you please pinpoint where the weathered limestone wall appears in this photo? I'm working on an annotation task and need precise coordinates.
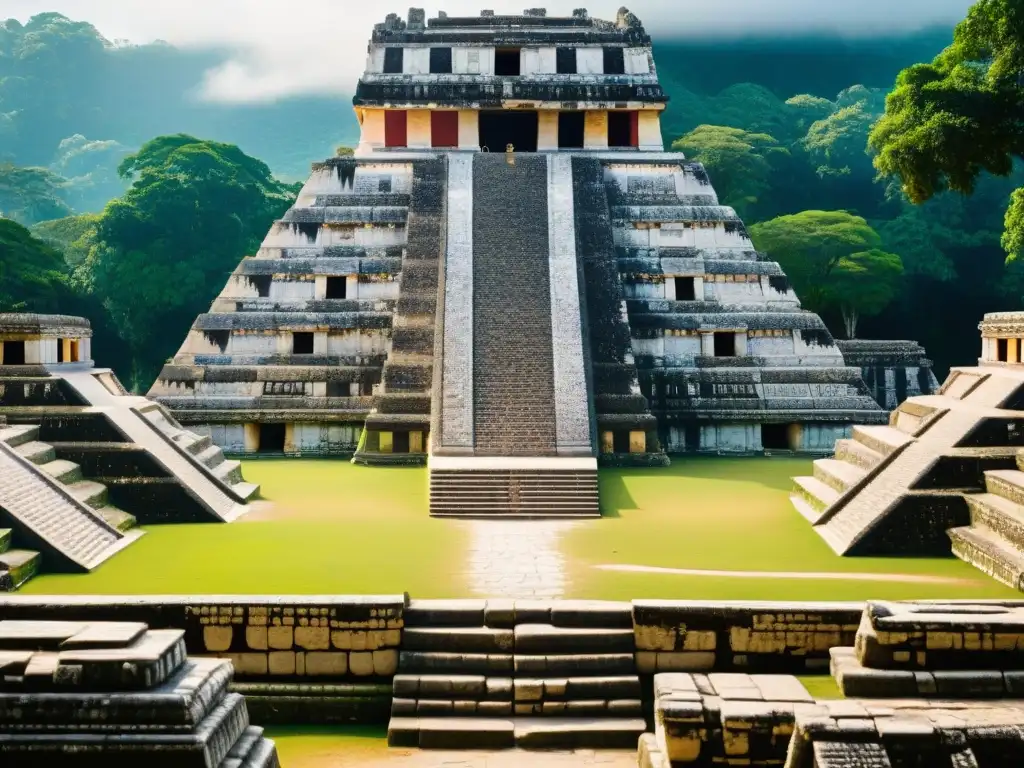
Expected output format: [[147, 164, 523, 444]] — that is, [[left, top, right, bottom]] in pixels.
[[436, 153, 475, 453]]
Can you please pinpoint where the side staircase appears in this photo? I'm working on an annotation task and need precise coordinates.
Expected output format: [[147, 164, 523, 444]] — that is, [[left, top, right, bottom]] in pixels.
[[950, 450, 1024, 590], [387, 599, 645, 749], [0, 417, 139, 590], [792, 365, 1024, 560]]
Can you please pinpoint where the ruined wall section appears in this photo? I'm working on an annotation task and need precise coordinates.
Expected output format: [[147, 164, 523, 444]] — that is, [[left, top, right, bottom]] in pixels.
[[603, 158, 886, 454], [149, 158, 418, 455]]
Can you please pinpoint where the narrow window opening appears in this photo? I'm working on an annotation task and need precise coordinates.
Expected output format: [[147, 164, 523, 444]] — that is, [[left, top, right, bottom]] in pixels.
[[3, 341, 26, 365], [293, 332, 314, 355], [762, 424, 792, 451], [57, 338, 65, 363], [714, 333, 736, 358], [393, 431, 411, 454], [558, 111, 585, 149], [612, 431, 630, 454], [326, 381, 347, 397], [495, 47, 521, 76], [675, 277, 696, 301], [258, 423, 286, 453], [326, 277, 347, 300], [429, 47, 453, 74], [383, 47, 404, 74], [603, 47, 625, 74], [608, 111, 637, 148], [431, 111, 460, 148], [384, 111, 408, 148], [998, 338, 1009, 362], [556, 47, 577, 74]]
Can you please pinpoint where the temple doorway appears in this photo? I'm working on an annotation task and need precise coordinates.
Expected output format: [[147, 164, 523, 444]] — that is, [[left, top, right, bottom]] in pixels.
[[2, 341, 25, 365], [479, 110, 538, 153]]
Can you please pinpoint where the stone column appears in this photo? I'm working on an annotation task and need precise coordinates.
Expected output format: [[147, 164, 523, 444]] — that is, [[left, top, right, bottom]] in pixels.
[[664, 276, 676, 301], [407, 110, 432, 149], [629, 430, 647, 454], [735, 331, 748, 357], [584, 111, 609, 149], [244, 423, 260, 453], [458, 110, 480, 150], [537, 111, 559, 150], [1011, 338, 1020, 364], [700, 332, 715, 357]]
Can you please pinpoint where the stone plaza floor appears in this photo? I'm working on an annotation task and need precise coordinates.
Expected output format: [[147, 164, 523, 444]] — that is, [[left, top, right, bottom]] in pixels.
[[20, 457, 1019, 601]]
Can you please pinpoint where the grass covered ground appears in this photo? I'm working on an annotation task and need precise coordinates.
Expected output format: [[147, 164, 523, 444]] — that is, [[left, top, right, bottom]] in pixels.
[[22, 458, 1019, 600]]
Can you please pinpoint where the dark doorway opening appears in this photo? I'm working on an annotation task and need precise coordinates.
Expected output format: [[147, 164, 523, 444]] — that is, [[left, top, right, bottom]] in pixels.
[[57, 339, 65, 363], [613, 431, 630, 454], [762, 423, 792, 451], [293, 332, 314, 354], [675, 277, 696, 301], [556, 47, 577, 74], [3, 341, 25, 365], [608, 111, 638, 148], [495, 47, 521, 76], [431, 111, 459, 148], [429, 47, 453, 74], [393, 431, 411, 454], [258, 423, 286, 453], [479, 110, 538, 152], [383, 47, 404, 74], [604, 47, 626, 75], [558, 112, 585, 149], [714, 333, 736, 358], [384, 111, 408, 148], [326, 277, 347, 299], [998, 338, 1009, 362]]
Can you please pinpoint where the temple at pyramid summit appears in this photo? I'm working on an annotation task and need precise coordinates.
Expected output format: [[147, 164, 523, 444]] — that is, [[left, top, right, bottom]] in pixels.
[[150, 7, 905, 516]]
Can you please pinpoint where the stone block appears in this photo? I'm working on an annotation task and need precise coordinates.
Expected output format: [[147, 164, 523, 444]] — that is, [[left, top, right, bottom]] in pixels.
[[302, 652, 348, 676], [268, 651, 296, 675], [373, 649, 398, 675], [657, 651, 716, 671], [267, 626, 293, 650], [245, 626, 268, 651], [350, 651, 374, 676], [227, 652, 268, 676], [203, 626, 233, 652], [294, 626, 329, 651]]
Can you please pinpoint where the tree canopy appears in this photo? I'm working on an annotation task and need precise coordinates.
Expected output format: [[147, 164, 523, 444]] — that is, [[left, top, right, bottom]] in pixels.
[[870, 0, 1024, 261], [672, 126, 787, 218], [0, 218, 70, 312], [84, 135, 298, 387], [0, 163, 72, 225], [749, 210, 904, 336]]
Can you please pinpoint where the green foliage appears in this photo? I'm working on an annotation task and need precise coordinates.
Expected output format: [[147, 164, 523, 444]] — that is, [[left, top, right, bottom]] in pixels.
[[0, 218, 70, 311], [749, 211, 900, 325], [335, 146, 355, 157], [870, 0, 1024, 261], [672, 126, 787, 218], [831, 249, 904, 338], [31, 213, 99, 267], [803, 99, 881, 178], [86, 135, 297, 388], [0, 163, 71, 225]]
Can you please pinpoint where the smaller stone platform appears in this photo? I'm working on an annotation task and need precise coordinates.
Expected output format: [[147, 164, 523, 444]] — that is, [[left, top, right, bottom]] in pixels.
[[0, 619, 279, 766]]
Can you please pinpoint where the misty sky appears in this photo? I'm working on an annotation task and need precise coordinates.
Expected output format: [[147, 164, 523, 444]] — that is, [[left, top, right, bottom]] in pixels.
[[7, 1, 972, 102]]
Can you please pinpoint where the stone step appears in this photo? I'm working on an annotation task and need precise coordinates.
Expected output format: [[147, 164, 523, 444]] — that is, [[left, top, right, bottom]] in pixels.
[[1016, 451, 1024, 473], [97, 506, 139, 532], [13, 440, 56, 465], [394, 674, 513, 701], [430, 507, 601, 518], [792, 475, 840, 513], [0, 529, 10, 553], [387, 716, 647, 750], [812, 458, 867, 494], [834, 438, 884, 472], [0, 548, 41, 591], [214, 458, 244, 485], [196, 444, 225, 469], [404, 600, 632, 629], [405, 600, 487, 627], [399, 652, 514, 675], [0, 425, 40, 448], [790, 493, 824, 524], [985, 469, 1024, 507], [402, 628, 514, 654], [852, 424, 913, 457], [66, 479, 109, 508], [38, 458, 83, 484], [514, 676, 641, 702], [514, 624, 635, 655], [392, 698, 643, 718], [180, 432, 213, 455], [514, 654, 635, 677], [966, 493, 1024, 551], [948, 525, 1024, 592]]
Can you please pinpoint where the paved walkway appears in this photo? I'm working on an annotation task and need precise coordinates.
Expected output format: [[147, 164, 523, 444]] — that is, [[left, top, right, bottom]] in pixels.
[[457, 519, 581, 598], [284, 747, 634, 768]]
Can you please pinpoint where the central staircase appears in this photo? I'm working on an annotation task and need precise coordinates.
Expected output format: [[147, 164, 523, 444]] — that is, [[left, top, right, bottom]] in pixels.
[[387, 599, 645, 749]]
